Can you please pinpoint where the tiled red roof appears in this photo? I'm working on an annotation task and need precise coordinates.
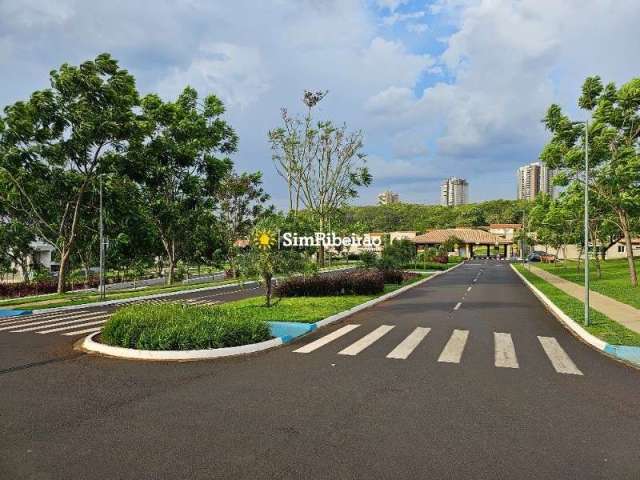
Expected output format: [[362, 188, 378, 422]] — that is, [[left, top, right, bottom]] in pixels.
[[413, 228, 511, 245]]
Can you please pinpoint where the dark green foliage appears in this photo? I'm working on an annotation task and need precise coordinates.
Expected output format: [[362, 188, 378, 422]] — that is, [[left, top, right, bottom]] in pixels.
[[102, 303, 271, 350], [359, 251, 377, 268], [276, 269, 384, 297], [340, 200, 528, 232]]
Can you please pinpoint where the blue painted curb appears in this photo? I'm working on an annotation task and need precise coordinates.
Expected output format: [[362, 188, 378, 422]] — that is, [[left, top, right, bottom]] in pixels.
[[604, 344, 640, 367], [268, 321, 316, 343], [0, 309, 32, 318]]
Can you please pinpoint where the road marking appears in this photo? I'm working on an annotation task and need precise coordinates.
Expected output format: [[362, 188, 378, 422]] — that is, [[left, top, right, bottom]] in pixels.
[[338, 325, 395, 356], [293, 324, 360, 353], [12, 314, 109, 332], [437, 329, 469, 363], [38, 319, 108, 334], [0, 311, 75, 326], [386, 327, 430, 359], [63, 326, 103, 336], [494, 332, 519, 368], [0, 311, 107, 331], [454, 302, 462, 310], [467, 286, 472, 292], [538, 336, 583, 375], [473, 278, 477, 283]]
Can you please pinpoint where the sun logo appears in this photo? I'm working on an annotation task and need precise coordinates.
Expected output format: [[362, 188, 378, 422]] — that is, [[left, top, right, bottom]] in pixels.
[[252, 228, 276, 250]]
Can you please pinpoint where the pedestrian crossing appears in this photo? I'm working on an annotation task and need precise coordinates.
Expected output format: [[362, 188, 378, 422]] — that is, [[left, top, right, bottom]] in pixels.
[[293, 324, 584, 376], [0, 296, 223, 337]]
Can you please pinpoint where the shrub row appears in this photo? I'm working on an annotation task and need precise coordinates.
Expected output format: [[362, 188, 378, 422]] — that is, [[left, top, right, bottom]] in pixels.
[[276, 269, 385, 297], [101, 303, 271, 350], [380, 269, 418, 284], [0, 277, 105, 299]]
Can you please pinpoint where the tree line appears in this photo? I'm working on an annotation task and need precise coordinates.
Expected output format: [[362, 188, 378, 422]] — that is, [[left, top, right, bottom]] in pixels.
[[0, 54, 270, 293]]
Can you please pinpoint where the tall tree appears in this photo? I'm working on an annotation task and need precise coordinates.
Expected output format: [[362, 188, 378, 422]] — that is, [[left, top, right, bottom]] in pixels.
[[0, 53, 139, 292], [124, 87, 236, 284], [541, 76, 640, 286], [269, 91, 371, 266]]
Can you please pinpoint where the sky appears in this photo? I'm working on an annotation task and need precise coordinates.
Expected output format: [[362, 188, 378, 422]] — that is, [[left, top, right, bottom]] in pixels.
[[1, 0, 639, 207]]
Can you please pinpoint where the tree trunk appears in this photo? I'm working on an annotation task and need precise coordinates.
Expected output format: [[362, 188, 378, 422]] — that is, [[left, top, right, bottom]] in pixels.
[[57, 249, 71, 294], [265, 273, 273, 307], [167, 257, 175, 285], [619, 212, 638, 287]]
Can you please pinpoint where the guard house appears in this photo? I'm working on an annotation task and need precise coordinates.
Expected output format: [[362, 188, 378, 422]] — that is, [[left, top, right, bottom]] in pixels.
[[412, 228, 512, 259]]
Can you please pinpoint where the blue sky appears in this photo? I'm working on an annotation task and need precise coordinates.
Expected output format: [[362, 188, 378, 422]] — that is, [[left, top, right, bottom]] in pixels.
[[1, 0, 639, 207]]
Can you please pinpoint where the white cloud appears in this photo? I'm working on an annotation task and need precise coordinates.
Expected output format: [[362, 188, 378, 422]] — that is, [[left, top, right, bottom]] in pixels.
[[156, 43, 271, 109], [375, 0, 410, 12], [406, 23, 429, 34]]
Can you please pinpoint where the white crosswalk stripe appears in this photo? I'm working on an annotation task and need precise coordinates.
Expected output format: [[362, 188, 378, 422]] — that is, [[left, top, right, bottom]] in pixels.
[[12, 313, 109, 333], [387, 327, 430, 359], [63, 326, 103, 336], [538, 336, 583, 375], [339, 325, 394, 356], [0, 311, 108, 332], [293, 324, 360, 353], [437, 329, 469, 364], [38, 319, 108, 334], [494, 332, 519, 368]]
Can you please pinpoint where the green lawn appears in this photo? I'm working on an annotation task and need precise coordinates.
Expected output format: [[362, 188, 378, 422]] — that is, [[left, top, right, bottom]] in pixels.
[[214, 277, 426, 324], [0, 278, 240, 310], [515, 264, 640, 346], [534, 258, 640, 309]]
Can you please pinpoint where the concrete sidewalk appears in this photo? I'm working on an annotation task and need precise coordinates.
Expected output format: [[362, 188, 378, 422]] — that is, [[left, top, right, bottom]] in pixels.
[[529, 265, 640, 335]]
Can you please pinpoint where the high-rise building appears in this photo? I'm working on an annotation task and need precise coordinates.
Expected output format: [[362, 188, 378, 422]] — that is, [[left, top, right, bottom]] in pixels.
[[377, 190, 400, 205], [517, 162, 554, 201], [440, 177, 469, 206]]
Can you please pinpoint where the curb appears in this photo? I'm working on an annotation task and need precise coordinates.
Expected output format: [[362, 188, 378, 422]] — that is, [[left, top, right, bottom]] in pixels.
[[0, 309, 32, 318], [77, 263, 463, 362], [511, 264, 640, 369], [32, 281, 257, 315], [77, 332, 283, 361]]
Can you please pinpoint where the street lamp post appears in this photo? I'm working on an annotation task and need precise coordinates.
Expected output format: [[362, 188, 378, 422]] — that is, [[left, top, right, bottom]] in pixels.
[[584, 120, 590, 326], [99, 175, 106, 301]]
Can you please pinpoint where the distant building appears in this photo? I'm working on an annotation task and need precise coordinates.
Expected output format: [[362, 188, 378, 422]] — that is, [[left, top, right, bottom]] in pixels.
[[377, 190, 400, 205], [440, 177, 469, 206], [517, 162, 553, 201]]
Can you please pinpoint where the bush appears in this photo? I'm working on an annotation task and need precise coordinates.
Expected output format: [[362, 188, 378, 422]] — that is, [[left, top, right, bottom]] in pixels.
[[379, 268, 419, 284], [276, 269, 384, 297], [359, 251, 377, 269], [101, 303, 271, 350]]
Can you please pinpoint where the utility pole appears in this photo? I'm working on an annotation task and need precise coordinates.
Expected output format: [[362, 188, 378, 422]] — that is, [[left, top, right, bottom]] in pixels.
[[584, 120, 590, 326], [99, 175, 106, 301]]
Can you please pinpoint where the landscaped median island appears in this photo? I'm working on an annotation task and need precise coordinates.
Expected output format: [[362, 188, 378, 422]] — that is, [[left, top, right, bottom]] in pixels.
[[83, 269, 430, 357]]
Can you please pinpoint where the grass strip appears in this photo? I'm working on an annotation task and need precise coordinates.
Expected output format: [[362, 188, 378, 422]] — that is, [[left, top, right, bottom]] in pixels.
[[515, 264, 640, 346]]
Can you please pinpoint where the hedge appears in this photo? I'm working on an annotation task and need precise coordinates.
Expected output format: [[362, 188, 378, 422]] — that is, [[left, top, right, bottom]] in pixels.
[[276, 269, 385, 297]]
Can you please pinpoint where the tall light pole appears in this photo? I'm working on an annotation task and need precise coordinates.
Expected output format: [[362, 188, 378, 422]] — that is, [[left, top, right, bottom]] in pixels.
[[583, 120, 590, 326], [99, 175, 106, 301]]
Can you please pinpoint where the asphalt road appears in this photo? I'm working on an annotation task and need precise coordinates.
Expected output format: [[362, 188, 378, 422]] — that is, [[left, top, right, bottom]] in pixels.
[[1, 261, 639, 479]]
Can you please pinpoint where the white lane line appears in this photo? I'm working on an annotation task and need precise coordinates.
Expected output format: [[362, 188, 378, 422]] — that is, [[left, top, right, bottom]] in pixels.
[[63, 326, 103, 336], [339, 325, 395, 356], [293, 324, 360, 354], [0, 311, 107, 331], [494, 332, 519, 369], [454, 302, 462, 311], [467, 286, 472, 292], [13, 314, 109, 333], [473, 278, 477, 283], [386, 327, 430, 360], [38, 319, 108, 334], [538, 336, 583, 375], [437, 329, 469, 364]]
